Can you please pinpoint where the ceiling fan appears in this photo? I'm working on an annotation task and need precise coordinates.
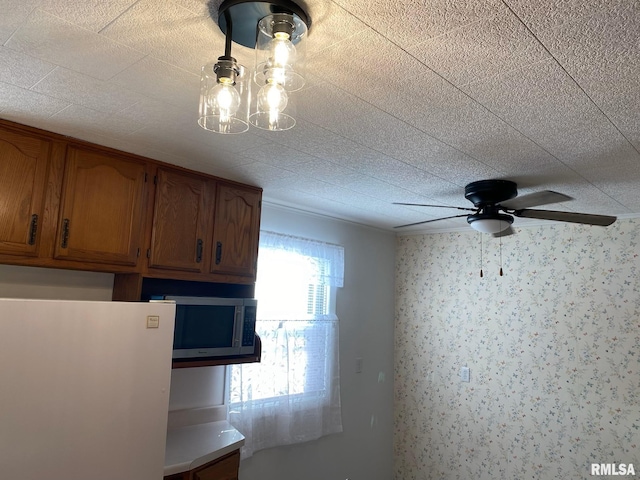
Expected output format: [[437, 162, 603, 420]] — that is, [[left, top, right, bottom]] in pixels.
[[394, 179, 617, 235]]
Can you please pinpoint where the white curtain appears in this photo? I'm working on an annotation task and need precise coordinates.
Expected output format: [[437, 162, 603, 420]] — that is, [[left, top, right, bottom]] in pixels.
[[228, 231, 344, 457]]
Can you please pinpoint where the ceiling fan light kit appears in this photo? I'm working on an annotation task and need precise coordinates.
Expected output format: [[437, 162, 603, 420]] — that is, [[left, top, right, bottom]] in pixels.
[[199, 0, 310, 134], [394, 179, 617, 234], [467, 212, 513, 234]]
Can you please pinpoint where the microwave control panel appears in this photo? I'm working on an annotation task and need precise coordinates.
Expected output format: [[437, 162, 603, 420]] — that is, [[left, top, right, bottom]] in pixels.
[[242, 306, 257, 347]]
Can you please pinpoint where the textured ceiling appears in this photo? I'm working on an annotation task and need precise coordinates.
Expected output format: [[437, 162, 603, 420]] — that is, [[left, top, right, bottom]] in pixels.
[[1, 0, 639, 232]]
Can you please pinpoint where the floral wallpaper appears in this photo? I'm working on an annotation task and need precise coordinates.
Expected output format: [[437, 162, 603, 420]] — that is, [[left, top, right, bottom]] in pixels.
[[394, 219, 640, 479]]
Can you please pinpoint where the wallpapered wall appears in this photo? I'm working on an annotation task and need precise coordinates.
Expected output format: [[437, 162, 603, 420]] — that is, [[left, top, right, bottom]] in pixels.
[[394, 219, 640, 480]]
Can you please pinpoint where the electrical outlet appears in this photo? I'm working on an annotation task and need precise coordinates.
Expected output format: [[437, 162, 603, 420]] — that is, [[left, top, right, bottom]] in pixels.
[[355, 357, 363, 374]]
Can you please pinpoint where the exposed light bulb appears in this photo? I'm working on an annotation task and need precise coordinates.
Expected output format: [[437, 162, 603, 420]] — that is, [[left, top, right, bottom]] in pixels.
[[266, 31, 296, 84], [256, 81, 288, 128], [254, 13, 307, 92], [199, 58, 249, 134], [207, 78, 241, 125]]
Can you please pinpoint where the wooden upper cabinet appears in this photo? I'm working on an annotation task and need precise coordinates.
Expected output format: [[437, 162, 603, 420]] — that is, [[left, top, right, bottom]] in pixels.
[[0, 128, 51, 257], [148, 168, 213, 273], [0, 119, 263, 282], [54, 146, 147, 266], [210, 183, 261, 278]]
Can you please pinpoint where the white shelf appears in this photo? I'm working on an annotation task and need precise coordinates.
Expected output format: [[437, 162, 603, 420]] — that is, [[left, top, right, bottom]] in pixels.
[[164, 420, 245, 476]]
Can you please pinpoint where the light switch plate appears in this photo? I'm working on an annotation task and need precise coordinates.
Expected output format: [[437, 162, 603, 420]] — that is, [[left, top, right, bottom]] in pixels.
[[355, 357, 363, 374], [460, 366, 470, 382]]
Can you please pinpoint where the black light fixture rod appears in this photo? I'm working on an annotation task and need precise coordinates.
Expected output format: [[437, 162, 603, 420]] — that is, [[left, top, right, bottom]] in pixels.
[[223, 9, 233, 58]]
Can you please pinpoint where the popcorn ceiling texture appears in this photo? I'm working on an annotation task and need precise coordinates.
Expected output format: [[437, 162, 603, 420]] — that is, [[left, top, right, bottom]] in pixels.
[[2, 1, 640, 230], [394, 218, 640, 479]]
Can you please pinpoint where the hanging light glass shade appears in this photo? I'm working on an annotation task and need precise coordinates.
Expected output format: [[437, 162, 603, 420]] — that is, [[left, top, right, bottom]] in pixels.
[[253, 13, 307, 92], [198, 56, 250, 134], [249, 12, 306, 131]]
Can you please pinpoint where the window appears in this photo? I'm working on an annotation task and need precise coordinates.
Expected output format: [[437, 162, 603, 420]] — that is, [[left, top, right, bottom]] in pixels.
[[228, 231, 344, 457]]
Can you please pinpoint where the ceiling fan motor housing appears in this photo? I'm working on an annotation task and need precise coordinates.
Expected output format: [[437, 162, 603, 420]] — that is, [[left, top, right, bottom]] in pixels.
[[464, 179, 517, 207]]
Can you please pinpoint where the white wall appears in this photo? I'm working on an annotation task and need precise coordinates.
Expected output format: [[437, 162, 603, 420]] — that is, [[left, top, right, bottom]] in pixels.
[[0, 264, 113, 300], [167, 365, 227, 427], [237, 204, 397, 480]]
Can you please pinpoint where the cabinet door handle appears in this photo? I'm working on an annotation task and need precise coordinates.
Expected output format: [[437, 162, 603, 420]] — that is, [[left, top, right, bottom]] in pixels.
[[28, 214, 39, 245], [61, 218, 70, 248], [196, 238, 203, 263], [215, 241, 222, 265]]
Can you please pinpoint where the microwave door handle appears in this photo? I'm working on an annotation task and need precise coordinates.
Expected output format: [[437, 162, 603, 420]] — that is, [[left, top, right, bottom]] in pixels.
[[233, 309, 243, 348]]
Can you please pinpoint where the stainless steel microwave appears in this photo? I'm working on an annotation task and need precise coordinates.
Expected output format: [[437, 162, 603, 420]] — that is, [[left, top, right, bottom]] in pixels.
[[153, 296, 257, 359]]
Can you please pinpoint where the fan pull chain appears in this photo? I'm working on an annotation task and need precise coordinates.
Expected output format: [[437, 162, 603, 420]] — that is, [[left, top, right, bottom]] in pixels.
[[499, 235, 503, 276], [479, 232, 483, 278]]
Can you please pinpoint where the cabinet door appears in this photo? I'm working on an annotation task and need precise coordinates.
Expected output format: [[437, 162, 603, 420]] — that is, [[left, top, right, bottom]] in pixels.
[[0, 128, 51, 257], [193, 451, 240, 480], [54, 146, 147, 266], [210, 184, 261, 278], [163, 473, 188, 480], [148, 168, 212, 272]]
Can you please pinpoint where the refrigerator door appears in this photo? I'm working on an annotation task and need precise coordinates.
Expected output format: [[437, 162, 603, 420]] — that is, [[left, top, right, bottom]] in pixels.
[[0, 299, 175, 480]]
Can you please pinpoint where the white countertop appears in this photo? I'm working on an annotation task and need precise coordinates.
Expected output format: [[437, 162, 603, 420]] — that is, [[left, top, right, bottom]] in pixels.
[[164, 420, 245, 476]]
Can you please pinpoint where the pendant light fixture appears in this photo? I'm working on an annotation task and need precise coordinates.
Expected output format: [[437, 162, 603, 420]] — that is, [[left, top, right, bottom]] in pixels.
[[198, 10, 250, 134], [200, 0, 310, 134]]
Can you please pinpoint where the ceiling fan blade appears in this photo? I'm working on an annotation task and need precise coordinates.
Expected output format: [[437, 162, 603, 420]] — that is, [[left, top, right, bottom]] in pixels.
[[499, 190, 572, 210], [493, 225, 515, 238], [394, 202, 476, 212], [394, 214, 470, 229], [514, 209, 616, 226]]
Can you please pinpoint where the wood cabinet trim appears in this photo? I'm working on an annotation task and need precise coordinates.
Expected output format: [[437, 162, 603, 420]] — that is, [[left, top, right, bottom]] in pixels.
[[112, 273, 144, 302]]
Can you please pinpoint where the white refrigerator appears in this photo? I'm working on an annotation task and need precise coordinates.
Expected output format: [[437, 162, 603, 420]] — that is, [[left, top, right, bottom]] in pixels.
[[0, 298, 176, 480]]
